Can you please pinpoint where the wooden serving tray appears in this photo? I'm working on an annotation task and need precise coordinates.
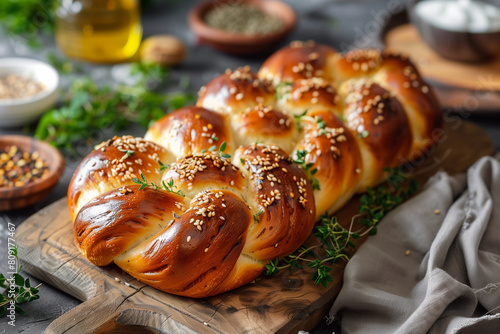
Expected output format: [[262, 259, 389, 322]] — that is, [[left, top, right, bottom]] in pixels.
[[17, 120, 493, 334]]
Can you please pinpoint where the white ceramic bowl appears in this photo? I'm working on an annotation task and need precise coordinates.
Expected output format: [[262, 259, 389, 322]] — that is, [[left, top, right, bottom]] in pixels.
[[0, 58, 59, 128]]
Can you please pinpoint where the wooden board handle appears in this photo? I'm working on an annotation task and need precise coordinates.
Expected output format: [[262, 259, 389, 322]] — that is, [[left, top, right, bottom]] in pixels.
[[45, 290, 124, 334]]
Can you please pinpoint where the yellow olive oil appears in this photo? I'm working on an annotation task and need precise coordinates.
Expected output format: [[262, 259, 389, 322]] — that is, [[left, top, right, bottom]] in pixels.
[[55, 0, 142, 63]]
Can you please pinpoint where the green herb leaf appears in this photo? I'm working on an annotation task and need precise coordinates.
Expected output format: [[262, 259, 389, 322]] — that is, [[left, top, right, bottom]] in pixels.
[[0, 245, 42, 317], [263, 168, 418, 288], [158, 160, 170, 171], [275, 81, 293, 100], [219, 141, 227, 152], [35, 67, 195, 152], [253, 210, 264, 222], [13, 274, 24, 287], [294, 110, 308, 132], [359, 130, 369, 139], [293, 150, 321, 190]]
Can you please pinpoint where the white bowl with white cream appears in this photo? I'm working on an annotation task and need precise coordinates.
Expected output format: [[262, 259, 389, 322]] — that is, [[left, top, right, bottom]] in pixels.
[[0, 58, 60, 128], [409, 0, 500, 62]]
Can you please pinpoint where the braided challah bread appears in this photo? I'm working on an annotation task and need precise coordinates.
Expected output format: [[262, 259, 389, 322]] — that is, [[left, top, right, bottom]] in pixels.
[[68, 41, 442, 298]]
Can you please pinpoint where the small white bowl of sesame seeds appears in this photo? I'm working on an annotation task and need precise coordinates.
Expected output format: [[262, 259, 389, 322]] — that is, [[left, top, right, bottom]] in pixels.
[[0, 58, 60, 128]]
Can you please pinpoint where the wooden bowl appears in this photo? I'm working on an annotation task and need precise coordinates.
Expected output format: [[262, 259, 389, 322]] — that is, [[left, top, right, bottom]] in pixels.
[[408, 0, 500, 62], [0, 135, 65, 211], [188, 0, 296, 55]]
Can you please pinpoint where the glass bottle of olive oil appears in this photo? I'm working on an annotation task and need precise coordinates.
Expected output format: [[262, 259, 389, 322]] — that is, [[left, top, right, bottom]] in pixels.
[[55, 0, 142, 63]]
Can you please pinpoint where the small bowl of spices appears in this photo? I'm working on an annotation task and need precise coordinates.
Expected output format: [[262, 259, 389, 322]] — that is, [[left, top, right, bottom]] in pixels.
[[188, 0, 296, 55], [0, 135, 65, 211], [0, 58, 59, 128]]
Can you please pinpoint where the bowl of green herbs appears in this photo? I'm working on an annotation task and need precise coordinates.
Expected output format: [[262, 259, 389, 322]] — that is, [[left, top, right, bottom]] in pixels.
[[188, 0, 296, 55]]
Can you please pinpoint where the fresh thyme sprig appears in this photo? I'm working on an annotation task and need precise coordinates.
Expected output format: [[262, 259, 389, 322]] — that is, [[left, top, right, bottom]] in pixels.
[[35, 65, 195, 153], [264, 167, 418, 287], [158, 160, 170, 171], [162, 180, 185, 197], [0, 246, 41, 317], [293, 150, 320, 191], [132, 172, 185, 197]]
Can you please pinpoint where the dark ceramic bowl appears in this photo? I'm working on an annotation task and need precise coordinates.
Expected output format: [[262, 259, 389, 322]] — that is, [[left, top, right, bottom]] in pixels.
[[188, 0, 296, 55], [408, 0, 500, 62]]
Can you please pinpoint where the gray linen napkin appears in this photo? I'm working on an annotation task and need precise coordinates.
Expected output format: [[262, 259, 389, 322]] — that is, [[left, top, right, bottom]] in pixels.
[[329, 154, 500, 333]]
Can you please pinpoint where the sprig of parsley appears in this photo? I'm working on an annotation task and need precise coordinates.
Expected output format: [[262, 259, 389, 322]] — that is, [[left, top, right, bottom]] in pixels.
[[264, 167, 418, 288]]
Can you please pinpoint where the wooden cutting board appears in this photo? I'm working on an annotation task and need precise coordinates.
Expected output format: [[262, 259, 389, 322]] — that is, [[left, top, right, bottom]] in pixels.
[[16, 120, 494, 334]]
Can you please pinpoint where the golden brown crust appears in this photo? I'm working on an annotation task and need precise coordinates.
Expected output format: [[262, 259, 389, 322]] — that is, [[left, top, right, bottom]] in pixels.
[[114, 190, 252, 298], [235, 144, 316, 260], [340, 79, 412, 188], [277, 77, 341, 117], [144, 105, 232, 157], [333, 48, 384, 83], [74, 186, 187, 266], [377, 52, 443, 158], [258, 41, 338, 85], [67, 136, 171, 222], [69, 42, 443, 299], [293, 110, 363, 218], [197, 66, 275, 114], [231, 104, 299, 154], [162, 152, 246, 199]]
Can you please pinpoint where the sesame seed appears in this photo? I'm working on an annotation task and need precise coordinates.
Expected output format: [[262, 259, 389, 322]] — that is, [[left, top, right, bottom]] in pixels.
[[187, 236, 192, 242]]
